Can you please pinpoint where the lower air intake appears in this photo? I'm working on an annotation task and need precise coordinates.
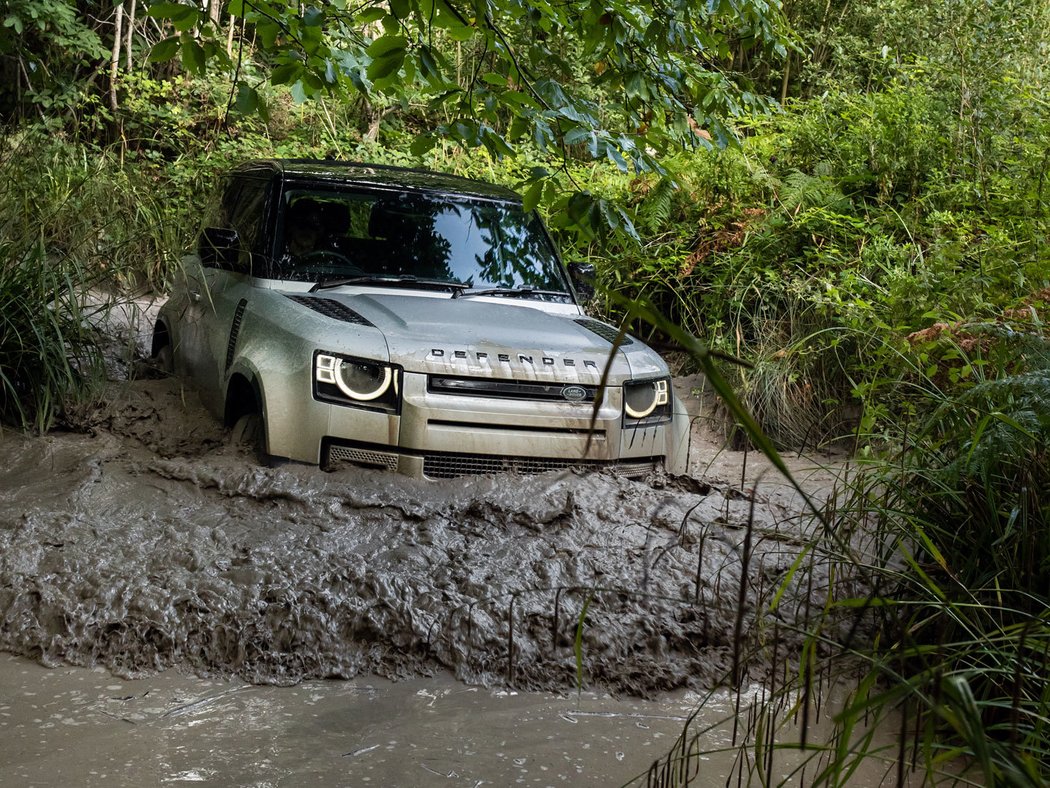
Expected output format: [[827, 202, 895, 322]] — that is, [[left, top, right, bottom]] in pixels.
[[327, 445, 399, 472], [422, 453, 658, 480]]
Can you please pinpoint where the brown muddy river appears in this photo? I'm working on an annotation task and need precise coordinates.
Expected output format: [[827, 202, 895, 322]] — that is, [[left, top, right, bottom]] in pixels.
[[0, 302, 858, 783]]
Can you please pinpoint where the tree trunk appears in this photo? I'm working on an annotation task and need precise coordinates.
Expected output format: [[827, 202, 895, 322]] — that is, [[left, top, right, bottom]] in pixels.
[[110, 1, 124, 111], [779, 54, 791, 104], [126, 0, 137, 71]]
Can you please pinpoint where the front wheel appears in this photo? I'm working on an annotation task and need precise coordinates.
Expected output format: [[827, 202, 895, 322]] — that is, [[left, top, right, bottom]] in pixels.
[[229, 412, 267, 462], [155, 344, 174, 375]]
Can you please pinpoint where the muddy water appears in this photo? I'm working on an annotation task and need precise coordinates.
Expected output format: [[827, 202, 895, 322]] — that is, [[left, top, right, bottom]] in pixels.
[[1, 653, 753, 786], [0, 373, 841, 697]]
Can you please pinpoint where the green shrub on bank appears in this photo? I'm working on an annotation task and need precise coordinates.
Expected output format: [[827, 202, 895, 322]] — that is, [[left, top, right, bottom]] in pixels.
[[637, 324, 1050, 788], [840, 328, 1049, 784], [585, 78, 1049, 449], [0, 132, 202, 430], [0, 178, 100, 431]]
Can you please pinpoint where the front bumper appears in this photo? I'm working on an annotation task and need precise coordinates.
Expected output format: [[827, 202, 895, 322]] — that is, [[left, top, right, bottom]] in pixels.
[[268, 370, 688, 479]]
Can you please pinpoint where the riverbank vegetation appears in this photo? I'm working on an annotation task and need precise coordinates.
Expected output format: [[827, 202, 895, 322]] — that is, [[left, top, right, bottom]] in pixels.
[[1, 0, 1048, 783]]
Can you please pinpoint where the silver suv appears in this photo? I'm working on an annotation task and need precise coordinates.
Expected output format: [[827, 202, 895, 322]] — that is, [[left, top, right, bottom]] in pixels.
[[154, 160, 688, 478]]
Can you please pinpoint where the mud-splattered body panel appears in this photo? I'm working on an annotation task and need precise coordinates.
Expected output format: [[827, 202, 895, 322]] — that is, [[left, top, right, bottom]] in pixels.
[[156, 159, 688, 477]]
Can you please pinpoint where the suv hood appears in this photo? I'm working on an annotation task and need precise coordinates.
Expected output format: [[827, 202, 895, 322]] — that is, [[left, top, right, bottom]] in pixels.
[[319, 291, 662, 382]]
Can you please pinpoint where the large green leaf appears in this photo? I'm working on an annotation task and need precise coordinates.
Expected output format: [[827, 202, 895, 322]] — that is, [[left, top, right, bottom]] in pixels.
[[365, 35, 407, 82], [180, 36, 206, 74], [149, 1, 201, 32], [146, 36, 180, 64]]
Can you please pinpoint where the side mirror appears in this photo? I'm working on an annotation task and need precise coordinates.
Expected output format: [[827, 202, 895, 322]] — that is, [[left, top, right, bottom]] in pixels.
[[568, 262, 596, 300], [199, 227, 240, 269]]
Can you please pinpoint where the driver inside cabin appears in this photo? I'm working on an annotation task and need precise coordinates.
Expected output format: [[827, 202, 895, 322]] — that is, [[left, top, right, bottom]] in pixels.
[[282, 197, 351, 266]]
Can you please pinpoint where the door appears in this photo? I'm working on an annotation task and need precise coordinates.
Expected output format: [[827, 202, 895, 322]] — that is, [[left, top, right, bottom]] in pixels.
[[184, 175, 271, 416]]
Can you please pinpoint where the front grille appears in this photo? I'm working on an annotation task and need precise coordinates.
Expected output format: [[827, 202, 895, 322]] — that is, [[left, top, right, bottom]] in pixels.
[[428, 375, 598, 403], [428, 419, 602, 436], [422, 453, 659, 480], [287, 295, 374, 326], [326, 444, 399, 471], [575, 318, 634, 346], [324, 438, 660, 480]]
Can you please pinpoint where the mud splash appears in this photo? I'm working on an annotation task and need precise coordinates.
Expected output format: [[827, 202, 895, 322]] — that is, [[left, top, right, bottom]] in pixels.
[[1, 368, 846, 696]]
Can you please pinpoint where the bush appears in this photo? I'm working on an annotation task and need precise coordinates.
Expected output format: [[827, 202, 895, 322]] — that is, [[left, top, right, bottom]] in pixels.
[[0, 211, 100, 431]]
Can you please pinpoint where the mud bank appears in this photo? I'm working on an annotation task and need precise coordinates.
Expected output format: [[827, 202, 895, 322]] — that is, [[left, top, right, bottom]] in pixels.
[[0, 373, 849, 696]]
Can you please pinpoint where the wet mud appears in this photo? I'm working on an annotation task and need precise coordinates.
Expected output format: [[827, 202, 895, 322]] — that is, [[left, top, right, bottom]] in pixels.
[[1, 307, 850, 696]]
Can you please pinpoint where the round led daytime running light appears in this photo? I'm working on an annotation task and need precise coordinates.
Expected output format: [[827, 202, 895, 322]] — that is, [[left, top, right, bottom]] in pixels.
[[624, 379, 669, 419], [625, 389, 658, 418], [333, 359, 393, 401]]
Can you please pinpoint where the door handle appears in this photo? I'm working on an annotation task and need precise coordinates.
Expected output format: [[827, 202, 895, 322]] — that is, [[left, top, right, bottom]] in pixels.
[[189, 289, 202, 302]]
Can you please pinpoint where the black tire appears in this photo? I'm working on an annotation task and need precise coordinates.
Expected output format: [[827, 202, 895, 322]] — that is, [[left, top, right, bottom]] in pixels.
[[229, 412, 267, 462], [155, 344, 174, 375]]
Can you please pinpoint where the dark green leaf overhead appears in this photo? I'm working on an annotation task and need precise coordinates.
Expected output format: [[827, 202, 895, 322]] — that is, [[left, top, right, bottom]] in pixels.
[[142, 0, 788, 235]]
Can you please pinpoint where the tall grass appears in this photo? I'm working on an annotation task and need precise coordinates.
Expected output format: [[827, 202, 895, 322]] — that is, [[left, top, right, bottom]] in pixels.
[[0, 134, 192, 430], [641, 324, 1050, 787], [0, 238, 97, 432]]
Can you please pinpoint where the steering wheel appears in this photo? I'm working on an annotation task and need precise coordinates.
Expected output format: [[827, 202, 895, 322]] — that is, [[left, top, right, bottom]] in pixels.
[[298, 249, 365, 276]]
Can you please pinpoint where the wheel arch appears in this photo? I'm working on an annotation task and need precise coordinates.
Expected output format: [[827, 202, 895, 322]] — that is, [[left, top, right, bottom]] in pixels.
[[151, 317, 172, 357], [223, 368, 264, 429]]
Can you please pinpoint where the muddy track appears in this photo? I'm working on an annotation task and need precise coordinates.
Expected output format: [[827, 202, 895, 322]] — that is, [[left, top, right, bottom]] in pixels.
[[0, 375, 846, 696]]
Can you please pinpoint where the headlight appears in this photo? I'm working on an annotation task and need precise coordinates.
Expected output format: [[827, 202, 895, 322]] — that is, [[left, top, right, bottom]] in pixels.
[[315, 352, 401, 412], [623, 377, 672, 425]]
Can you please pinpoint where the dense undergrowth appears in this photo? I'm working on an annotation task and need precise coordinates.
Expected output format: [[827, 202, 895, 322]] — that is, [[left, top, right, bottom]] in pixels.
[[3, 72, 1047, 441], [639, 326, 1050, 786]]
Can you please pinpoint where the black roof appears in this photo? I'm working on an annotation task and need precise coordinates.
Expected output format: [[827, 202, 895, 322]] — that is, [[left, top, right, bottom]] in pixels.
[[235, 159, 522, 203]]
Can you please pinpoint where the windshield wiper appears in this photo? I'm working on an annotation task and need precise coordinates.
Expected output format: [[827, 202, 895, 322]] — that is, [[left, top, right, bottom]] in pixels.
[[310, 275, 469, 293], [453, 286, 570, 300]]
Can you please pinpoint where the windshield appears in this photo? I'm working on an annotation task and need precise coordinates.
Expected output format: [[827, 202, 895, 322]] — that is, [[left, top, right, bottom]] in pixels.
[[274, 188, 570, 297]]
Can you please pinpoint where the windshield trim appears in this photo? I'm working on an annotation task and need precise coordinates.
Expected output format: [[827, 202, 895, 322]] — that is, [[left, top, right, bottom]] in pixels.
[[310, 275, 469, 293]]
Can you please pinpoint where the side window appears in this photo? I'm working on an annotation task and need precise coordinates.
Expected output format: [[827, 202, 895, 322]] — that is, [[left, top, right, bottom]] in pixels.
[[196, 178, 237, 270], [229, 180, 265, 248], [199, 175, 270, 272], [228, 178, 268, 271], [199, 180, 229, 233]]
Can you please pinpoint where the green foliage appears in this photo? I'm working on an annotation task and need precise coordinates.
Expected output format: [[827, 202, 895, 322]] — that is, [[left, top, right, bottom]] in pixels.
[[639, 328, 1050, 787], [142, 0, 789, 237], [117, 73, 244, 156], [0, 143, 105, 430], [0, 240, 101, 432], [573, 68, 1050, 448], [822, 335, 1050, 784], [2, 133, 200, 291], [0, 0, 106, 121]]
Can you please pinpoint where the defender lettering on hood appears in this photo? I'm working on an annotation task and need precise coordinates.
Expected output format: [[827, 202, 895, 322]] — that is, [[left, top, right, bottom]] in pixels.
[[427, 348, 603, 370]]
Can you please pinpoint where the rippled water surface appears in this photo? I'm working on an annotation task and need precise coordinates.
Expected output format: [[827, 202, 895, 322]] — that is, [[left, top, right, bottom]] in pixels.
[[2, 653, 757, 786]]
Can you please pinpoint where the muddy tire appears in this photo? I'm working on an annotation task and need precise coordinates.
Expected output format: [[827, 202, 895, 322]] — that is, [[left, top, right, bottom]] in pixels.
[[155, 344, 174, 375], [229, 412, 267, 462]]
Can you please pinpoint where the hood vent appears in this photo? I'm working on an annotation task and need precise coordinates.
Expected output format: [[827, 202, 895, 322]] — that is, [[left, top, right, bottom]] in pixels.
[[574, 319, 633, 346], [287, 295, 374, 326]]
